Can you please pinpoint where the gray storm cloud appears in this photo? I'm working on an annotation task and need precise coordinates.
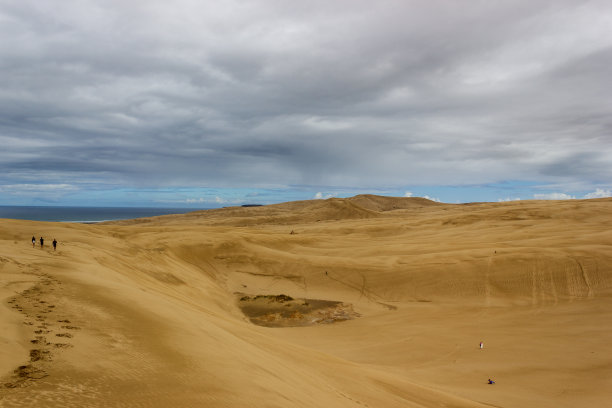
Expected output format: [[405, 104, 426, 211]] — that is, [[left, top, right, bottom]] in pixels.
[[1, 0, 611, 192]]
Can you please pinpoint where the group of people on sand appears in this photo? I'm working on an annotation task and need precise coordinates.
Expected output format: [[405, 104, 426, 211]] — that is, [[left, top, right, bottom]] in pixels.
[[32, 235, 57, 251]]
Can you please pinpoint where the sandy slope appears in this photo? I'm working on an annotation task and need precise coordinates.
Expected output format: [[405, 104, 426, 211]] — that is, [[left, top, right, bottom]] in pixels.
[[1, 195, 611, 407]]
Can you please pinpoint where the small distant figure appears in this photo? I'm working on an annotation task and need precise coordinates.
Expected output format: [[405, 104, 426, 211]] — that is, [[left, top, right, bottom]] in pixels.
[[32, 236, 36, 248], [480, 341, 484, 349], [290, 230, 295, 235], [325, 271, 328, 276], [488, 379, 495, 384], [52, 239, 57, 251], [39, 237, 44, 248]]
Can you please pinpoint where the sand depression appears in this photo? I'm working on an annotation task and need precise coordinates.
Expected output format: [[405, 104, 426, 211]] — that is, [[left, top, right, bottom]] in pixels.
[[1, 195, 611, 407]]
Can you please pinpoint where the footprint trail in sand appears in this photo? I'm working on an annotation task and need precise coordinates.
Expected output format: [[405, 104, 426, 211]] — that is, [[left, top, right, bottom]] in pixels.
[[2, 272, 79, 390]]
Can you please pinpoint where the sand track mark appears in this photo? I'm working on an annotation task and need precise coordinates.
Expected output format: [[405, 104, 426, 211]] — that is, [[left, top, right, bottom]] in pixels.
[[574, 258, 594, 298], [485, 255, 492, 307], [1, 272, 78, 391], [234, 270, 308, 291], [336, 390, 370, 407], [326, 270, 397, 310]]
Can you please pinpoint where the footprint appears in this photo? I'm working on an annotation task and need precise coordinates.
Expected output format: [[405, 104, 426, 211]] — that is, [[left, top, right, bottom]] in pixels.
[[29, 349, 50, 362], [55, 333, 73, 338], [61, 325, 80, 330], [12, 364, 47, 380], [53, 343, 73, 349], [14, 365, 33, 378]]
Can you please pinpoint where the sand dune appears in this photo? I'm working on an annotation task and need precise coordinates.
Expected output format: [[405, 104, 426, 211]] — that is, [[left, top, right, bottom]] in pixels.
[[1, 196, 611, 407]]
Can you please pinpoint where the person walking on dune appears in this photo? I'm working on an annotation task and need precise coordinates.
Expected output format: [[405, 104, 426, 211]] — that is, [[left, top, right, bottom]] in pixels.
[[32, 236, 36, 248], [39, 237, 44, 248], [52, 238, 57, 251]]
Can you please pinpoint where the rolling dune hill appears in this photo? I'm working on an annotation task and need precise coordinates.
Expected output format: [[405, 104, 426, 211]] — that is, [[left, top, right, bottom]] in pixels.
[[1, 196, 611, 407]]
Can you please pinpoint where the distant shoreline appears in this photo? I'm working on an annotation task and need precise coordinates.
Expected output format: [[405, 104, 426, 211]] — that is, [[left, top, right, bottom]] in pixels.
[[0, 206, 209, 223]]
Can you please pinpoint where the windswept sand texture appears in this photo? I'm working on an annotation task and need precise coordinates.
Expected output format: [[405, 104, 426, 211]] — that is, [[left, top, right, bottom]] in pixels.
[[1, 195, 611, 407]]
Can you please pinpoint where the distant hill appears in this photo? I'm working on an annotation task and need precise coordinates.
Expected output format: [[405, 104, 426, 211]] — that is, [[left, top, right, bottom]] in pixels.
[[110, 195, 443, 226], [345, 194, 442, 211]]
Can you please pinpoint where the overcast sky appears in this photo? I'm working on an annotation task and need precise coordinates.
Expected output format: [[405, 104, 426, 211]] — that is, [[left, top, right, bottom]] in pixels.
[[1, 0, 611, 206]]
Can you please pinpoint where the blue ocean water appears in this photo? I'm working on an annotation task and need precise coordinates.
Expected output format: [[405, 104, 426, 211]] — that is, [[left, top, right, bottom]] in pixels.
[[0, 206, 203, 223]]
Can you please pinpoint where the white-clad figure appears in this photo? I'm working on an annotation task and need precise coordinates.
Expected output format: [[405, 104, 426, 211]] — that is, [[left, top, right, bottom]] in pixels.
[[480, 341, 484, 349]]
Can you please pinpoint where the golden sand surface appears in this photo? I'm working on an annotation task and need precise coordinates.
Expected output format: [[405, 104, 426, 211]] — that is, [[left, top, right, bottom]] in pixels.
[[1, 195, 611, 407]]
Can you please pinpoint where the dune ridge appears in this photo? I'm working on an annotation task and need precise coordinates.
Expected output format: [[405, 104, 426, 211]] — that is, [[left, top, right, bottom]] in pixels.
[[1, 195, 611, 407]]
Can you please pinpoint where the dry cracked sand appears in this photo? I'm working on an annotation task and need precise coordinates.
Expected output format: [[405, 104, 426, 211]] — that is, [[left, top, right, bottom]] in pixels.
[[1, 195, 611, 407]]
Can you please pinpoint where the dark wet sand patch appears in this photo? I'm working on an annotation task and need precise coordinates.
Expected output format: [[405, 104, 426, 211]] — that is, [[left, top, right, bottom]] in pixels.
[[236, 294, 360, 328]]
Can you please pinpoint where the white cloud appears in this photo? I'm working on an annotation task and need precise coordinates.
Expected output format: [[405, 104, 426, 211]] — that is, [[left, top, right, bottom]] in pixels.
[[423, 195, 441, 202], [498, 197, 521, 202], [182, 196, 245, 205], [533, 192, 575, 200], [185, 197, 206, 203], [404, 191, 413, 197], [0, 183, 78, 200], [314, 192, 336, 199], [584, 188, 611, 199], [0, 184, 77, 192]]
